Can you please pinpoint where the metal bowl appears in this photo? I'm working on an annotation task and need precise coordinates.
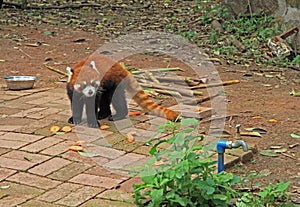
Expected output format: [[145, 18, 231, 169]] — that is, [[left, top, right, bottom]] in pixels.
[[3, 76, 37, 90]]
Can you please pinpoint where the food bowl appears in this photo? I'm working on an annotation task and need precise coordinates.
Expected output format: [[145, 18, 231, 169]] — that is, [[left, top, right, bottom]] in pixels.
[[3, 76, 37, 90]]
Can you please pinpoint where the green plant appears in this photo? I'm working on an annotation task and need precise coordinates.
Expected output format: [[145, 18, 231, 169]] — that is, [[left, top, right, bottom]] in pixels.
[[133, 118, 240, 206], [236, 181, 294, 207]]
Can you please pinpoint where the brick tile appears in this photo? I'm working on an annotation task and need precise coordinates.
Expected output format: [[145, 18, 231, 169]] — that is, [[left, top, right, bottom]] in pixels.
[[7, 172, 61, 190], [55, 186, 104, 207], [28, 157, 72, 176], [0, 168, 17, 181], [0, 181, 44, 207], [113, 140, 144, 153], [119, 176, 143, 193], [26, 108, 63, 120], [80, 198, 135, 207], [37, 182, 82, 203], [20, 137, 63, 153], [10, 107, 47, 118], [69, 173, 123, 189], [0, 132, 43, 144], [0, 147, 11, 155], [83, 144, 126, 159], [15, 119, 56, 134], [0, 157, 35, 170], [85, 165, 130, 180], [48, 162, 92, 181], [226, 148, 254, 163], [97, 189, 134, 203], [40, 140, 74, 156], [3, 150, 51, 164], [0, 125, 23, 132], [104, 153, 146, 170], [20, 199, 64, 207], [26, 96, 61, 105], [72, 125, 110, 137]]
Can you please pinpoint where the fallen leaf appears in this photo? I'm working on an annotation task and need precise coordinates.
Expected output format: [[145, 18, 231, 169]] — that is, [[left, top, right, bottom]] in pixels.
[[61, 126, 72, 133], [24, 156, 32, 161], [259, 150, 278, 157], [291, 133, 300, 139], [25, 42, 41, 47], [268, 119, 278, 123], [252, 115, 261, 119], [265, 74, 274, 78], [0, 185, 10, 189], [126, 131, 136, 143], [290, 89, 300, 97], [0, 59, 6, 62], [245, 128, 267, 134], [75, 141, 87, 147], [274, 148, 287, 153], [262, 84, 272, 87], [128, 111, 142, 116], [78, 152, 100, 157], [270, 145, 282, 149], [241, 131, 262, 137], [73, 38, 86, 43], [69, 145, 84, 152], [100, 125, 110, 130], [1, 114, 8, 119], [50, 125, 60, 133], [289, 143, 299, 148], [55, 132, 65, 135]]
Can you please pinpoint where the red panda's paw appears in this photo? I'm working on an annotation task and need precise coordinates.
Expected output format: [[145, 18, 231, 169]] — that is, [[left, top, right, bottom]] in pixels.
[[88, 121, 100, 128]]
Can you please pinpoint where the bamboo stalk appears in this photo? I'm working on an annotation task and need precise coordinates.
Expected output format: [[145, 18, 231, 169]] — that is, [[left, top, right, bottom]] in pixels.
[[153, 89, 182, 98], [45, 65, 68, 76], [190, 80, 240, 90], [131, 67, 182, 74], [140, 82, 203, 97]]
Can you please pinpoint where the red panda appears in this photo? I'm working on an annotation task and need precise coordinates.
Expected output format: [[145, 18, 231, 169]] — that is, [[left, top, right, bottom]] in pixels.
[[66, 53, 179, 128]]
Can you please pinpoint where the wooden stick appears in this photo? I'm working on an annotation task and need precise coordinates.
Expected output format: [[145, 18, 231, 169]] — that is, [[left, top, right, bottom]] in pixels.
[[45, 65, 68, 76], [153, 89, 182, 98], [140, 82, 202, 97], [145, 71, 160, 84], [190, 80, 240, 90], [131, 67, 182, 74]]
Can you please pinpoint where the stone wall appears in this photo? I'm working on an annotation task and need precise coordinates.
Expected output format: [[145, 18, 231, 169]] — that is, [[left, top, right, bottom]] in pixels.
[[222, 0, 300, 50]]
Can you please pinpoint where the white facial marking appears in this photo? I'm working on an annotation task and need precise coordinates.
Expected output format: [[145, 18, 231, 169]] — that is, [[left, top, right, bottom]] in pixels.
[[74, 84, 81, 91], [95, 80, 100, 86], [90, 60, 100, 75], [66, 66, 73, 83], [83, 81, 87, 85], [82, 85, 96, 97]]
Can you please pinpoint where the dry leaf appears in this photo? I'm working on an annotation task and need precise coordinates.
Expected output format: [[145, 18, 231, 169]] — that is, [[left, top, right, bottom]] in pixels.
[[268, 119, 278, 123], [126, 131, 136, 143], [61, 126, 72, 133], [69, 145, 84, 152], [75, 141, 87, 147], [50, 125, 60, 133], [100, 125, 110, 130]]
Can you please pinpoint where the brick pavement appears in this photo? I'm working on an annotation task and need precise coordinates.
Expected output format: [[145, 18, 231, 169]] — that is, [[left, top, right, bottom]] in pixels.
[[0, 86, 255, 206]]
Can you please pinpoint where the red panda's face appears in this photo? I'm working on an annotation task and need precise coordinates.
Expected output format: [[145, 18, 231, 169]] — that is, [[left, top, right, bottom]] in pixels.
[[68, 60, 102, 97], [74, 80, 101, 97]]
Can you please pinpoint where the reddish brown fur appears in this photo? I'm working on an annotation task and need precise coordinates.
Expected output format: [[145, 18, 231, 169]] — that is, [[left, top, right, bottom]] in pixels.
[[68, 54, 179, 121]]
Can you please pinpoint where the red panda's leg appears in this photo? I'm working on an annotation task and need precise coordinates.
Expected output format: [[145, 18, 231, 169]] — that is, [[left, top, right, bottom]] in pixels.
[[110, 83, 128, 121], [86, 96, 100, 128], [71, 91, 84, 125]]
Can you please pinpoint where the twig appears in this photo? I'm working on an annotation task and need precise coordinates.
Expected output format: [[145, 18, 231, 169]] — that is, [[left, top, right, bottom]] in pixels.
[[140, 82, 202, 97], [152, 89, 182, 98], [131, 67, 182, 74], [190, 80, 240, 90], [45, 65, 68, 76], [281, 153, 296, 160], [145, 71, 160, 84]]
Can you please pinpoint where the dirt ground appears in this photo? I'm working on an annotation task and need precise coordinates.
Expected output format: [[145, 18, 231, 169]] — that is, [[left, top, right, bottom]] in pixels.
[[0, 21, 299, 202]]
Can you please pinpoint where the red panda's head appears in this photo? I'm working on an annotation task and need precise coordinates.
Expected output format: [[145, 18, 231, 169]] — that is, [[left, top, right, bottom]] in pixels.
[[67, 58, 101, 97]]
